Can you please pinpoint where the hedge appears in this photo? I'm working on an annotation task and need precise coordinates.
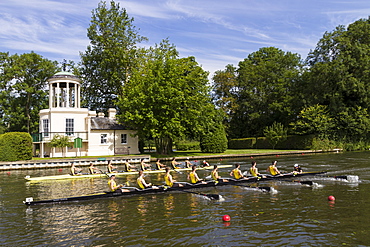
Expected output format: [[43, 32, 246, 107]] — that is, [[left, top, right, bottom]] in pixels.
[[228, 135, 315, 150], [0, 132, 33, 161]]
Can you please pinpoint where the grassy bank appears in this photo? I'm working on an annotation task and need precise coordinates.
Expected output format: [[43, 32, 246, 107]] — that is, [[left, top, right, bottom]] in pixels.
[[149, 149, 300, 159]]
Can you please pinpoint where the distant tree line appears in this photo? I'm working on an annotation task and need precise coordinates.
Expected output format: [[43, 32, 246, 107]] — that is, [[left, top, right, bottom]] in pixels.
[[1, 0, 370, 153]]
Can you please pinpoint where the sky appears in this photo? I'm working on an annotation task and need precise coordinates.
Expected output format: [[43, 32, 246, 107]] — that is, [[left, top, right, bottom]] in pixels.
[[1, 0, 370, 77]]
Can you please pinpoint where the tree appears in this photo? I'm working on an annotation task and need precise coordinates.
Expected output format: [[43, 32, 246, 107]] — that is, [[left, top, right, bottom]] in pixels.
[[263, 122, 287, 149], [230, 47, 302, 138], [0, 52, 58, 133], [79, 0, 147, 112], [48, 134, 71, 157], [117, 39, 215, 154], [212, 64, 238, 137], [200, 118, 228, 153], [301, 17, 370, 142], [291, 104, 334, 139]]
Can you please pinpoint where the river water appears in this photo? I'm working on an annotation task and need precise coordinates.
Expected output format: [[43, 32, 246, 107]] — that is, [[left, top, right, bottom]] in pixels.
[[1, 151, 370, 246]]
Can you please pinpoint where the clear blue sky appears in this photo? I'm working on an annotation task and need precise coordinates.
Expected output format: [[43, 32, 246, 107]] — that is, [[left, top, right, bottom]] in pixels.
[[1, 0, 369, 77]]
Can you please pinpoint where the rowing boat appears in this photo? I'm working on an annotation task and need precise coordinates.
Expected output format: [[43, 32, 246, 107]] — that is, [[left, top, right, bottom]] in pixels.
[[24, 164, 233, 181], [24, 171, 326, 205]]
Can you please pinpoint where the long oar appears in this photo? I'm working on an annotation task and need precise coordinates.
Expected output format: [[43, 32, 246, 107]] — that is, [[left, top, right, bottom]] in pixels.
[[280, 179, 314, 186], [182, 190, 221, 200], [232, 184, 272, 192], [293, 180, 314, 186]]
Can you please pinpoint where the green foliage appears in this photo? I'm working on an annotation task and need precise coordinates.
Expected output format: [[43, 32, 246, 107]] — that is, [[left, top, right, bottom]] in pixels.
[[0, 132, 33, 161], [80, 0, 147, 112], [292, 104, 334, 138], [300, 17, 370, 145], [0, 52, 58, 133], [117, 39, 214, 154], [228, 138, 256, 149], [176, 141, 200, 151], [227, 47, 302, 138], [200, 122, 228, 153], [48, 134, 72, 157], [263, 122, 287, 149]]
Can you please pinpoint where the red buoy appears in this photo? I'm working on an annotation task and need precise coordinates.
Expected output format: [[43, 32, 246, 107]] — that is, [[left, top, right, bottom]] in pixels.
[[220, 158, 223, 161], [58, 169, 63, 172], [250, 156, 253, 159], [328, 195, 335, 201], [222, 215, 231, 222]]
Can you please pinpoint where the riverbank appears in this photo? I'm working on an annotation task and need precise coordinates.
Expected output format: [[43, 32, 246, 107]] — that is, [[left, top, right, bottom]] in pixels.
[[0, 149, 341, 171]]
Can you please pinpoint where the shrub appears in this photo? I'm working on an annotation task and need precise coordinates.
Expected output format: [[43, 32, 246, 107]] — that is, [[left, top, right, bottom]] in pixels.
[[0, 132, 33, 161], [200, 124, 228, 153]]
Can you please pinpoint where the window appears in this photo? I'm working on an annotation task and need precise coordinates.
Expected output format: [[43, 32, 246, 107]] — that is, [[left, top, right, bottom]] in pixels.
[[121, 134, 127, 144], [66, 118, 74, 136], [43, 119, 49, 137], [101, 134, 107, 144]]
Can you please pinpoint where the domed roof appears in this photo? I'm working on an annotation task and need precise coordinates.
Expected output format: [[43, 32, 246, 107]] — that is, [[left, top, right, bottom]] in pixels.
[[48, 71, 81, 82], [54, 71, 76, 76]]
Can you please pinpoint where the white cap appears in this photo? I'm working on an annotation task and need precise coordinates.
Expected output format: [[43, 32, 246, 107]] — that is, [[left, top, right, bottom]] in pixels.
[[294, 164, 299, 167]]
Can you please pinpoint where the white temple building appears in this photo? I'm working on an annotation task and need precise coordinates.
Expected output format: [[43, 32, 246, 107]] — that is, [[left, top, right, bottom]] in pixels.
[[33, 71, 139, 158]]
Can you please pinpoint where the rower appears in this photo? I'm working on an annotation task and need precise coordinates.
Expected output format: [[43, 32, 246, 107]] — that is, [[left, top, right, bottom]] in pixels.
[[70, 162, 82, 176], [184, 158, 192, 168], [88, 163, 100, 174], [171, 157, 181, 169], [250, 161, 265, 178], [155, 159, 166, 170], [188, 165, 206, 184], [293, 164, 303, 174], [202, 160, 210, 167], [211, 165, 229, 183], [140, 158, 151, 171], [229, 164, 245, 180], [164, 167, 183, 187], [137, 171, 158, 189], [108, 174, 130, 193], [266, 161, 281, 176], [123, 159, 135, 172], [107, 160, 117, 173]]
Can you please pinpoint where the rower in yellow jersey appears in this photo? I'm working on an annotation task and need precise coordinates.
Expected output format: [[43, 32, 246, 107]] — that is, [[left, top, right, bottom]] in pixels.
[[188, 165, 206, 184], [249, 161, 265, 178], [164, 167, 183, 187], [266, 161, 281, 176], [123, 159, 136, 172], [137, 171, 158, 189], [140, 158, 151, 171], [229, 164, 245, 180], [108, 174, 130, 193], [171, 157, 182, 169], [155, 159, 166, 170], [211, 165, 229, 183], [88, 163, 100, 174], [70, 163, 82, 175], [107, 160, 117, 173]]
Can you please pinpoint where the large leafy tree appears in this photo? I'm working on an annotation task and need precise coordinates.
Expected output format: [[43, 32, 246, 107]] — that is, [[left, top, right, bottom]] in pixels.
[[0, 52, 57, 133], [117, 40, 217, 154], [80, 0, 147, 112], [212, 64, 238, 135], [230, 47, 302, 138], [301, 17, 370, 142]]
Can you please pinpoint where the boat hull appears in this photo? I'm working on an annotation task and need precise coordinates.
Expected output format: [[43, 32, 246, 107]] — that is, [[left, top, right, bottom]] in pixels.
[[24, 171, 326, 205], [25, 165, 233, 181]]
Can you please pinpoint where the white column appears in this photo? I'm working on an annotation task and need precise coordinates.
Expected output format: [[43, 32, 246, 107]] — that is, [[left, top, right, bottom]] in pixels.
[[49, 83, 53, 108], [56, 82, 60, 108], [66, 82, 70, 108]]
